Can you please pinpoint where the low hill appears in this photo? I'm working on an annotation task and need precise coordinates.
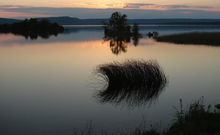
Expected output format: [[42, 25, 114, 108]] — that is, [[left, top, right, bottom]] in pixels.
[[36, 16, 82, 25], [0, 18, 21, 24], [1, 17, 220, 25]]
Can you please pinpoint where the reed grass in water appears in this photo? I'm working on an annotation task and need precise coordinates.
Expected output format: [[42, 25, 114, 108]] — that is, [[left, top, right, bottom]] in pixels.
[[96, 60, 167, 106]]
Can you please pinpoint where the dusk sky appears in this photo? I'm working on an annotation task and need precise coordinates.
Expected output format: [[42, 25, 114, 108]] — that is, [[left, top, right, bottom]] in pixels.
[[0, 0, 220, 18]]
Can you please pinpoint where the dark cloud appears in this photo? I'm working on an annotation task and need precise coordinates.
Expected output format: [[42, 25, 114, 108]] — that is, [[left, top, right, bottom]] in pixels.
[[124, 3, 213, 10], [167, 5, 212, 9], [124, 3, 154, 8], [0, 5, 29, 9]]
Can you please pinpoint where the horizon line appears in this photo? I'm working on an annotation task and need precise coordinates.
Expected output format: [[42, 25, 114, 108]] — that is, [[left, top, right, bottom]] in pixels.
[[1, 16, 220, 20]]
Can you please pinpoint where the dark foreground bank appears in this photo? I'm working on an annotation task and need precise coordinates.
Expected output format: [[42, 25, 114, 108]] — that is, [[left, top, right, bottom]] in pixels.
[[161, 98, 220, 135], [135, 98, 220, 135], [156, 32, 220, 46], [70, 98, 220, 135]]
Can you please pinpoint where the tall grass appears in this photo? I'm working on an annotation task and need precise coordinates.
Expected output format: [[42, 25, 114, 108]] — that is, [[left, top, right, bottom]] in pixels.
[[166, 97, 220, 135], [96, 60, 167, 107]]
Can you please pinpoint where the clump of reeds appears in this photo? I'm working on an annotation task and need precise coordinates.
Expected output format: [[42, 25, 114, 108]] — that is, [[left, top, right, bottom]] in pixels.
[[156, 32, 220, 46], [96, 60, 167, 106]]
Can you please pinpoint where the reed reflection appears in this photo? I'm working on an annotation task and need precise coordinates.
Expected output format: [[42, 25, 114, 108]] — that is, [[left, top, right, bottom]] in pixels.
[[96, 60, 167, 107]]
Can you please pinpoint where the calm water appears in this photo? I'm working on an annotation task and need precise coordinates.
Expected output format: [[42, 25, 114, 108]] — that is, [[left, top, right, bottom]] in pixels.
[[0, 25, 220, 135]]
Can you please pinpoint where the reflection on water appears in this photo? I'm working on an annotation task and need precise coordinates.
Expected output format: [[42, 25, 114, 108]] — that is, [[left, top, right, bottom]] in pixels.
[[0, 29, 62, 40], [96, 60, 167, 107], [19, 32, 60, 40]]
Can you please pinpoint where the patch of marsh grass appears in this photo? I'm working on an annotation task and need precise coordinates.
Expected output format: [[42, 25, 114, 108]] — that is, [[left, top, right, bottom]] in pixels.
[[96, 60, 167, 107], [156, 32, 220, 46]]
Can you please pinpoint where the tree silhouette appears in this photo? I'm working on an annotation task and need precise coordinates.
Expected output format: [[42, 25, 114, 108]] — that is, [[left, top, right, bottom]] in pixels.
[[0, 18, 64, 40], [108, 12, 129, 31], [103, 12, 142, 55], [104, 12, 131, 36], [132, 24, 142, 46]]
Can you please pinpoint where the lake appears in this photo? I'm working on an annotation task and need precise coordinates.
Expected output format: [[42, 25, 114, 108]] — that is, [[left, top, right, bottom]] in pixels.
[[0, 25, 220, 135]]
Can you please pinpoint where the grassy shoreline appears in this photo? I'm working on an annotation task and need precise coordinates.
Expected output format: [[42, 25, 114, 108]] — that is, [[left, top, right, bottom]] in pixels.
[[71, 98, 220, 135], [156, 32, 220, 46], [130, 98, 220, 135]]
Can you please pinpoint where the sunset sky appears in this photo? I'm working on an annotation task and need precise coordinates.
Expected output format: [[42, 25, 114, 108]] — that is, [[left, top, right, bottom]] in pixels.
[[0, 0, 220, 18]]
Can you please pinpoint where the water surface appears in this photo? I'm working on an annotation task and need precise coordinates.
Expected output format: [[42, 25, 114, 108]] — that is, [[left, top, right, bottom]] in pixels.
[[0, 25, 220, 135]]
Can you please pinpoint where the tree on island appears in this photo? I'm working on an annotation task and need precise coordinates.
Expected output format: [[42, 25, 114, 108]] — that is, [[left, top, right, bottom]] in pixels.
[[103, 12, 142, 55], [0, 18, 64, 40], [104, 12, 131, 37], [132, 23, 142, 46]]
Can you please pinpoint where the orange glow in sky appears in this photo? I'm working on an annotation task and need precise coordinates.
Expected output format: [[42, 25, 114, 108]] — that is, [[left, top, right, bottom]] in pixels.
[[0, 0, 220, 9], [0, 0, 220, 18], [0, 10, 53, 18]]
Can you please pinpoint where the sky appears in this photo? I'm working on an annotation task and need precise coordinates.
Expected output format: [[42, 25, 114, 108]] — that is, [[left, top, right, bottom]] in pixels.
[[0, 0, 220, 19]]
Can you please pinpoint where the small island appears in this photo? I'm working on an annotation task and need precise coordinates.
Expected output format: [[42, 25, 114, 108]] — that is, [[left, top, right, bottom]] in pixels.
[[103, 12, 142, 55], [0, 18, 64, 40], [155, 32, 220, 46]]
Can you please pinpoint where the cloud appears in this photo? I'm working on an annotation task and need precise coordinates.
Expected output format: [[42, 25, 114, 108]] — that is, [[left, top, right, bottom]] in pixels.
[[124, 3, 220, 11], [124, 3, 154, 9], [0, 5, 31, 9], [0, 5, 54, 18], [0, 5, 220, 19], [0, 10, 53, 18]]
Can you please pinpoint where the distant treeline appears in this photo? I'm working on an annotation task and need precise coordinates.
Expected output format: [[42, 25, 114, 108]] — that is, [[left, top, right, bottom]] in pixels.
[[1, 17, 220, 25], [0, 18, 64, 40]]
